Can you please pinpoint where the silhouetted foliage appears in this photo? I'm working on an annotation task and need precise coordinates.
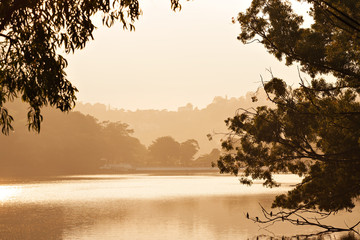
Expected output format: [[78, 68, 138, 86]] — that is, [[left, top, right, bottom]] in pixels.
[[0, 101, 211, 175], [193, 148, 220, 167], [148, 136, 199, 167], [0, 101, 147, 176], [100, 121, 147, 166], [216, 0, 360, 231], [179, 139, 200, 166], [75, 91, 269, 155], [0, 0, 181, 134]]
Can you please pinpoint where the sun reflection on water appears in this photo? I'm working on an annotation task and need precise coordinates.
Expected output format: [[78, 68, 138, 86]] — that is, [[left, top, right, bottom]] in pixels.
[[0, 186, 21, 202]]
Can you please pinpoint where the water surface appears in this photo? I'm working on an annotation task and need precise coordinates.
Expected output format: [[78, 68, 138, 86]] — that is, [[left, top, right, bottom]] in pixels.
[[0, 174, 358, 239]]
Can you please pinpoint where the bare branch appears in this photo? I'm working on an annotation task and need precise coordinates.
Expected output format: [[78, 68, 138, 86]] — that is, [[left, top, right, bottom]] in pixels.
[[246, 204, 360, 236]]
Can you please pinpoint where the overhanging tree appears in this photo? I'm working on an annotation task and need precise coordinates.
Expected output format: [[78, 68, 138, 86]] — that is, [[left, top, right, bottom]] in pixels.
[[0, 0, 181, 134], [216, 0, 360, 235]]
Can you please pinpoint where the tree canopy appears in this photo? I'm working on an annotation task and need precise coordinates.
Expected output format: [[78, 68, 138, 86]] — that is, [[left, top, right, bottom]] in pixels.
[[1, 100, 217, 175], [216, 0, 360, 224], [148, 136, 199, 167], [0, 100, 149, 175], [0, 0, 181, 134]]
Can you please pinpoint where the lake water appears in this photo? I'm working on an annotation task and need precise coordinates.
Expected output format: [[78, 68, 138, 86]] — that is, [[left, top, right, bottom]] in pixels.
[[0, 174, 358, 239]]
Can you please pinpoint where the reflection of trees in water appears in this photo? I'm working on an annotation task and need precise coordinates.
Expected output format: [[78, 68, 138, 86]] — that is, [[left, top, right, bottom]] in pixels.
[[0, 201, 129, 240], [0, 189, 359, 239], [0, 204, 65, 240]]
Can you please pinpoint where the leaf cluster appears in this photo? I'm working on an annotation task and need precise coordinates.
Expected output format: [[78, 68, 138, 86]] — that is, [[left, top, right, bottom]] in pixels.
[[0, 0, 181, 134], [219, 0, 360, 212], [218, 76, 360, 211]]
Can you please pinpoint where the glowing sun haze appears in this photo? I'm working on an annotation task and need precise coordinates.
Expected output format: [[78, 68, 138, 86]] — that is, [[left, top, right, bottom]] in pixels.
[[65, 0, 308, 111]]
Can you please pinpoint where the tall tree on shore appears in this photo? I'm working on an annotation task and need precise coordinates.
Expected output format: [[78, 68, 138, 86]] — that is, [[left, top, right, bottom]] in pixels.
[[0, 101, 148, 175], [216, 0, 360, 234], [179, 139, 200, 166], [148, 136, 181, 166], [0, 0, 181, 134], [147, 136, 199, 167]]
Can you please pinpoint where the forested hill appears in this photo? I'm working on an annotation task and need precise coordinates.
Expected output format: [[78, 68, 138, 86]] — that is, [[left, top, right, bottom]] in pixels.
[[0, 101, 220, 176], [0, 101, 145, 176], [75, 90, 270, 154], [0, 90, 268, 176]]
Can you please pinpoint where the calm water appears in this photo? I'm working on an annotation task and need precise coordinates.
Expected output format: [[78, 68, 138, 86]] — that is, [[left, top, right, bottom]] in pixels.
[[0, 174, 358, 239]]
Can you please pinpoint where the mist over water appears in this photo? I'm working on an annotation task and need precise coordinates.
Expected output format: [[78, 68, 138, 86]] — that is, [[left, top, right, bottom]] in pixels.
[[0, 174, 358, 239]]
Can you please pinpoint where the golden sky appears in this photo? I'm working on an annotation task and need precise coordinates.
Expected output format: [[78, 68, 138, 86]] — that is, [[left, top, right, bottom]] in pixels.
[[65, 0, 308, 111]]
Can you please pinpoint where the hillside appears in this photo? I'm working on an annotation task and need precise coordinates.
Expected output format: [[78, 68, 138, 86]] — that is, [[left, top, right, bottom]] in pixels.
[[75, 89, 269, 154]]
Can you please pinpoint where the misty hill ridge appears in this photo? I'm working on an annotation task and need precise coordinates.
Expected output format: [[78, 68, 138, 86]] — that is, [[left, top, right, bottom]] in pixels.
[[0, 89, 269, 176], [75, 90, 270, 154]]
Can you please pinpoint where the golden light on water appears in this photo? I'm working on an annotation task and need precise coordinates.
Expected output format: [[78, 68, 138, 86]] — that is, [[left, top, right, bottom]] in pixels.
[[0, 186, 21, 202]]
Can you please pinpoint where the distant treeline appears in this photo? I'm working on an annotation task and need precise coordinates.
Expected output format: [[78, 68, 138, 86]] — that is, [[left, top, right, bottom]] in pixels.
[[0, 101, 220, 176], [75, 90, 270, 154]]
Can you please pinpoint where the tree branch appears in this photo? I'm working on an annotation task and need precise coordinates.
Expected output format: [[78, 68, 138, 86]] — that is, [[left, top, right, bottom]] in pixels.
[[246, 204, 360, 236]]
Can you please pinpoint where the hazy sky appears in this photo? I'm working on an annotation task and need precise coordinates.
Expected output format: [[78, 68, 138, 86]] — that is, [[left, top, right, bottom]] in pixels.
[[66, 0, 309, 111]]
